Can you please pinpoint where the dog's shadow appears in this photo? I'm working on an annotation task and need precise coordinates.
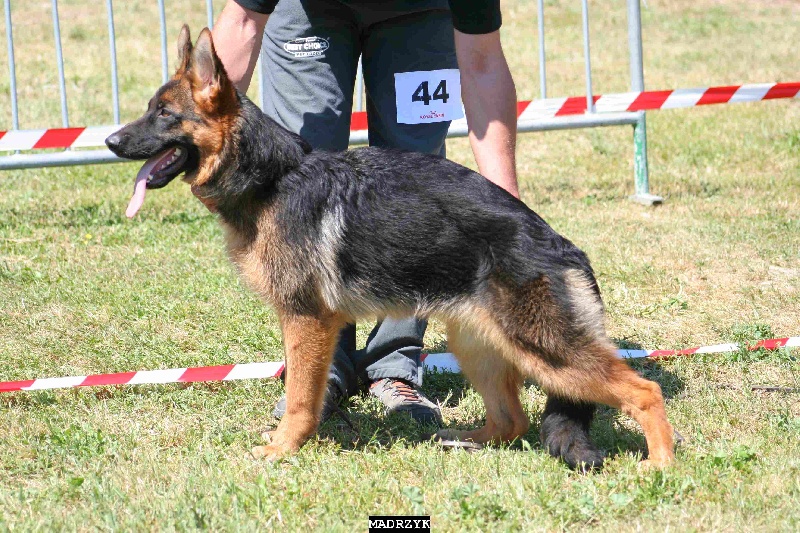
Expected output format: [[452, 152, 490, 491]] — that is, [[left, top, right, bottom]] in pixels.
[[317, 339, 685, 464]]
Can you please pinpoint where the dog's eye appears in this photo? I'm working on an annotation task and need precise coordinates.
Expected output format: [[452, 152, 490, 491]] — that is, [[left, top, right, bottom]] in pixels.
[[158, 108, 171, 118]]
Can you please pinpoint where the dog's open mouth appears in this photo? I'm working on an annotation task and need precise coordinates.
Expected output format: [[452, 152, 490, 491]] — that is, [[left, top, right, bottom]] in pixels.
[[126, 147, 188, 218]]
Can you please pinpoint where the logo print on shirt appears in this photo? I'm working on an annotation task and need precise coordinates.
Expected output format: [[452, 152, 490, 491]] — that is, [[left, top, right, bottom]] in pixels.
[[284, 37, 329, 58]]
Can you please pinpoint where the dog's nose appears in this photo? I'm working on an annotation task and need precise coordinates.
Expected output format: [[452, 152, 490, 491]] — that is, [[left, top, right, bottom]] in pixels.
[[105, 132, 123, 152]]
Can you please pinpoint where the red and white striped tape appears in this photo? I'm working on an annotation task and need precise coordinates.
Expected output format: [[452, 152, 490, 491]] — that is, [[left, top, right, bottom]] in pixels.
[[1, 337, 797, 394], [2, 82, 798, 152], [0, 361, 285, 394]]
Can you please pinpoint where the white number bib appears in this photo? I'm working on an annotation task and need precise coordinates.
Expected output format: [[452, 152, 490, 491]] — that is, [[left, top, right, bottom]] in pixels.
[[394, 69, 464, 125]]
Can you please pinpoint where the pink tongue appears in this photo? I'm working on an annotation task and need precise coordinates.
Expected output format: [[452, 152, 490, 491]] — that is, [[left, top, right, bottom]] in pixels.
[[125, 149, 174, 218]]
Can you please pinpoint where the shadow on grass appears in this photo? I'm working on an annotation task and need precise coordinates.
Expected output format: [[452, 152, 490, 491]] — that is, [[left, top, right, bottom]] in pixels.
[[316, 340, 686, 467]]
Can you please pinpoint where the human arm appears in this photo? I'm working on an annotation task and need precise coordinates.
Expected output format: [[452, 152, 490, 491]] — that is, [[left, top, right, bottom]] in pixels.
[[454, 30, 519, 198], [449, 0, 520, 198], [212, 1, 271, 93]]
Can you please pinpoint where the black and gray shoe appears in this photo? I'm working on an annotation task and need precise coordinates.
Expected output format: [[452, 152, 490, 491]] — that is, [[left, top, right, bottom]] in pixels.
[[368, 378, 442, 425]]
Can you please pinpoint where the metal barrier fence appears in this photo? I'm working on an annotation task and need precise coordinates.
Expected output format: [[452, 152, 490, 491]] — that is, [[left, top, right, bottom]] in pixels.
[[1, 0, 218, 169], [1, 0, 661, 204]]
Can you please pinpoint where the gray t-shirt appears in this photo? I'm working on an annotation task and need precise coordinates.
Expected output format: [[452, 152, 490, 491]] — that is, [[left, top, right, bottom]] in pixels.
[[233, 0, 502, 35]]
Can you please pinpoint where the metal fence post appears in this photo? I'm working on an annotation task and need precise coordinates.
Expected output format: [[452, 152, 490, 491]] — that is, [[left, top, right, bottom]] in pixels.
[[537, 0, 547, 99], [3, 0, 19, 132], [581, 0, 595, 113], [206, 0, 214, 29], [157, 0, 168, 83], [51, 0, 69, 128], [355, 56, 364, 111], [627, 0, 662, 205], [106, 0, 120, 124]]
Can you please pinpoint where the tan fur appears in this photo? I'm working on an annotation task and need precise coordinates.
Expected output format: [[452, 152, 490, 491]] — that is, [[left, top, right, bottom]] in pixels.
[[221, 207, 313, 312], [186, 119, 235, 188], [437, 321, 530, 444], [252, 312, 346, 460], [488, 275, 570, 358], [564, 269, 606, 334], [175, 25, 192, 77], [179, 27, 239, 188]]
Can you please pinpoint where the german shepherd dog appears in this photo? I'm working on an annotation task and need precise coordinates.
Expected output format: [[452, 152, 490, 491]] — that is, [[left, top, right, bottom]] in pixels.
[[105, 26, 674, 468]]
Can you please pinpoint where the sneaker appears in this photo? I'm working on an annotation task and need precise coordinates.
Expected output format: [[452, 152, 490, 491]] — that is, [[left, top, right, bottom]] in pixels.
[[368, 378, 442, 425], [272, 382, 345, 424]]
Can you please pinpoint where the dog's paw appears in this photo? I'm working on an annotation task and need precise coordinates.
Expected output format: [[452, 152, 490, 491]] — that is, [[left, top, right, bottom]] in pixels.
[[638, 457, 673, 470], [250, 444, 293, 462], [540, 398, 604, 471], [540, 417, 604, 471]]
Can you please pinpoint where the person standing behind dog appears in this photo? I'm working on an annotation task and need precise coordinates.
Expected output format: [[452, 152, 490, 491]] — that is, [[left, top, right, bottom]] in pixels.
[[210, 0, 604, 469]]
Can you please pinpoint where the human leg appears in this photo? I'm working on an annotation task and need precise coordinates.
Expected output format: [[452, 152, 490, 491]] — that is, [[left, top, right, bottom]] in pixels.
[[346, 8, 460, 422]]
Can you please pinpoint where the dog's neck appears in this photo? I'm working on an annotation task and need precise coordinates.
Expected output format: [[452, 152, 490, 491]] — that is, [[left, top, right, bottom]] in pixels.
[[211, 94, 312, 230]]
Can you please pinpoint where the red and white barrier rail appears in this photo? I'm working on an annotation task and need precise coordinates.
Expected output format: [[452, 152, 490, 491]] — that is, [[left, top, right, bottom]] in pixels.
[[1, 82, 798, 152], [513, 81, 800, 122], [0, 125, 120, 152], [1, 337, 797, 394]]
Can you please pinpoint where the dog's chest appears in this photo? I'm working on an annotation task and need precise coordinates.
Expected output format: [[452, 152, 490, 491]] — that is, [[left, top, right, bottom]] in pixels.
[[220, 215, 288, 304]]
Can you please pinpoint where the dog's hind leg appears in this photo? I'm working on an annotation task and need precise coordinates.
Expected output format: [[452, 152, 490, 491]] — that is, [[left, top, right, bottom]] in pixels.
[[486, 271, 672, 467], [251, 312, 345, 461], [434, 322, 530, 445], [525, 342, 675, 468]]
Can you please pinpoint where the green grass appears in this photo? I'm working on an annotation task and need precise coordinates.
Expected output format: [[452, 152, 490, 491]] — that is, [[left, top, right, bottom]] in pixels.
[[1, 0, 800, 530]]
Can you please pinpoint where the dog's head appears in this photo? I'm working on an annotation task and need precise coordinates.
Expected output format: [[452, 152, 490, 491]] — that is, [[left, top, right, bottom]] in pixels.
[[105, 25, 238, 217]]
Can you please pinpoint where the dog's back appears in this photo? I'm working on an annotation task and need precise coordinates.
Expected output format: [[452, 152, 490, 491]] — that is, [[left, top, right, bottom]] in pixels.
[[261, 142, 595, 316]]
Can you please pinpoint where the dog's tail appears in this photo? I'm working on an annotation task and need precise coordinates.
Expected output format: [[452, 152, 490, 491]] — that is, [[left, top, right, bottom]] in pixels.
[[562, 267, 606, 337]]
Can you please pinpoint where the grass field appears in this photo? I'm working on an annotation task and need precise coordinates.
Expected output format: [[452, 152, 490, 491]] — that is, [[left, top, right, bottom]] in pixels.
[[1, 0, 799, 530]]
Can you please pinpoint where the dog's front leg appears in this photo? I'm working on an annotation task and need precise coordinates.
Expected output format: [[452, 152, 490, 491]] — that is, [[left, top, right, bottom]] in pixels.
[[251, 312, 344, 461]]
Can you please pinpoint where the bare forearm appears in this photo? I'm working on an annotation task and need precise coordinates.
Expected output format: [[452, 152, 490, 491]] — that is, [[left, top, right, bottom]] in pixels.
[[212, 1, 269, 93], [455, 30, 519, 198]]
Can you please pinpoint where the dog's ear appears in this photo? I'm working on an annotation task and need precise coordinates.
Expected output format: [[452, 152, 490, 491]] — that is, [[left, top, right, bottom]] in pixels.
[[176, 24, 192, 75], [190, 28, 226, 91], [188, 28, 237, 112]]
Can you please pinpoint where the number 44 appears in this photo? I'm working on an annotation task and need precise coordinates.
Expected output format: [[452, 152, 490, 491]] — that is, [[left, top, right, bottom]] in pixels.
[[412, 80, 449, 105]]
